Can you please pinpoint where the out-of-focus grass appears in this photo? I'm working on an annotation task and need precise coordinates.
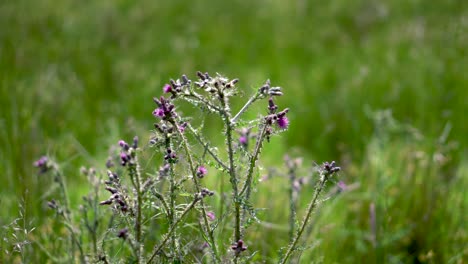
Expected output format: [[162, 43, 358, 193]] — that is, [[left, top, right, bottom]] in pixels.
[[0, 0, 466, 262], [249, 111, 467, 263]]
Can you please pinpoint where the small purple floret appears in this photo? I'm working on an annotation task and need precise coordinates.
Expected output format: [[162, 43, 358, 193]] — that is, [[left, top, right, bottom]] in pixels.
[[239, 136, 247, 145], [34, 156, 49, 173], [163, 84, 172, 93], [277, 116, 289, 129], [206, 211, 216, 221], [153, 108, 165, 118], [197, 165, 208, 178], [34, 156, 48, 168], [179, 122, 187, 133]]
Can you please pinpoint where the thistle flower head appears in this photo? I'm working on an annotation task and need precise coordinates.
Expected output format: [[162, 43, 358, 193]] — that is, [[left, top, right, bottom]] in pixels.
[[277, 116, 289, 129], [197, 165, 208, 178], [152, 108, 165, 118], [206, 211, 216, 221], [239, 136, 248, 145], [34, 156, 50, 173], [163, 84, 172, 93]]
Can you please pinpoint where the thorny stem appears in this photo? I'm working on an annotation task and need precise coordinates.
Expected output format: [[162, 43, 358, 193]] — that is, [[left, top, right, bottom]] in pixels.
[[54, 170, 71, 217], [288, 166, 297, 243], [54, 170, 86, 264], [128, 157, 143, 262], [239, 122, 269, 237], [165, 134, 178, 257], [278, 173, 329, 264], [187, 124, 229, 171], [231, 92, 261, 125], [82, 181, 99, 256], [185, 91, 223, 113], [146, 196, 200, 263], [220, 95, 242, 244], [170, 119, 221, 262], [92, 182, 99, 255], [153, 190, 170, 218], [239, 122, 268, 198]]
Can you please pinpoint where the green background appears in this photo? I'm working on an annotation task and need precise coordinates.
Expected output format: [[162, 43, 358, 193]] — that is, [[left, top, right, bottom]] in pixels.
[[1, 0, 466, 262]]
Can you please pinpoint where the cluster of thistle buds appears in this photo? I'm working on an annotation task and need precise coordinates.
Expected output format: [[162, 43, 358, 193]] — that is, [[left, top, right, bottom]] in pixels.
[[195, 71, 239, 94], [99, 170, 130, 214], [263, 97, 289, 141], [321, 161, 341, 176], [118, 137, 139, 167], [258, 79, 283, 97], [193, 188, 215, 201], [152, 96, 176, 120]]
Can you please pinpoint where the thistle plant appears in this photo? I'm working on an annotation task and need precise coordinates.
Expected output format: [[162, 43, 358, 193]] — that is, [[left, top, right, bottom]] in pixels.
[[31, 72, 340, 263]]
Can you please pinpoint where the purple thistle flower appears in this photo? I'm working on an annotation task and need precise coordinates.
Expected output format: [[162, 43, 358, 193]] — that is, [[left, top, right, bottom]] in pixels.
[[153, 108, 165, 118], [206, 211, 216, 221], [197, 165, 208, 178], [163, 84, 172, 93], [239, 136, 248, 145], [34, 156, 48, 168], [34, 156, 50, 173], [277, 116, 289, 129], [120, 152, 130, 166], [119, 140, 130, 151]]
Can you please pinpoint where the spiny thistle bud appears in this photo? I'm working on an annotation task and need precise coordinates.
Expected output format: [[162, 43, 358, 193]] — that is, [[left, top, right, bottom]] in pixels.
[[117, 228, 128, 239], [231, 240, 247, 255], [322, 161, 341, 176]]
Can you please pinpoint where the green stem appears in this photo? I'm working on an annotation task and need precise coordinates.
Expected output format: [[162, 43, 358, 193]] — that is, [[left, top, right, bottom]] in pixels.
[[165, 134, 178, 257], [239, 122, 268, 237], [170, 119, 221, 262], [231, 92, 261, 124], [187, 124, 229, 171], [278, 174, 328, 264], [185, 92, 223, 113], [129, 157, 143, 262], [288, 168, 297, 243], [54, 169, 86, 264], [153, 190, 170, 217], [146, 198, 200, 263], [220, 97, 241, 243], [239, 122, 268, 197]]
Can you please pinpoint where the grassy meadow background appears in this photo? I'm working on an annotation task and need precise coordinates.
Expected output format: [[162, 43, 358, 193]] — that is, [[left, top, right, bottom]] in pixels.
[[1, 0, 467, 262]]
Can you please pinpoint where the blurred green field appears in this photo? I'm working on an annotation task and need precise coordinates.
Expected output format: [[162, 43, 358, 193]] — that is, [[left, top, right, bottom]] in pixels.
[[1, 0, 467, 263]]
